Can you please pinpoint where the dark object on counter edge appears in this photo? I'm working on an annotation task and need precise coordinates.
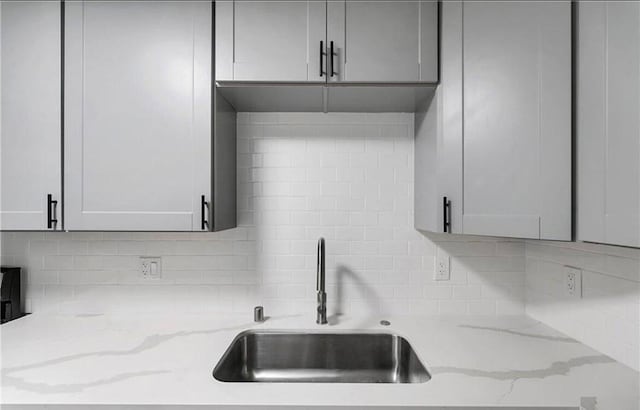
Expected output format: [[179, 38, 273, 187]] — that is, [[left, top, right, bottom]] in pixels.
[[1, 266, 24, 324]]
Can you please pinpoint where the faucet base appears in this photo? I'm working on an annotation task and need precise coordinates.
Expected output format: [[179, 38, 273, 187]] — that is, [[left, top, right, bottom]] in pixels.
[[316, 291, 328, 325]]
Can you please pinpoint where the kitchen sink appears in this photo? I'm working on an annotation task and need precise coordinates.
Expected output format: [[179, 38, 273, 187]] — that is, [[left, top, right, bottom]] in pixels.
[[212, 330, 430, 383]]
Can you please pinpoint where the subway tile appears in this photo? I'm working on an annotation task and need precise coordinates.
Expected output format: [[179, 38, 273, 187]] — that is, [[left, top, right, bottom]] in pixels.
[[28, 270, 59, 285], [364, 227, 394, 241], [89, 270, 122, 285], [162, 270, 204, 285], [350, 241, 379, 255], [380, 240, 409, 256], [43, 255, 73, 270], [307, 196, 337, 211], [364, 256, 393, 270], [349, 211, 378, 226], [275, 226, 306, 240], [6, 232, 41, 243], [144, 241, 177, 255], [394, 285, 422, 299], [73, 255, 103, 270], [424, 286, 453, 300], [278, 284, 307, 299], [29, 240, 59, 256], [393, 256, 422, 270], [321, 152, 350, 168], [99, 256, 138, 271], [275, 255, 306, 270], [4, 114, 541, 324], [453, 285, 482, 300], [58, 240, 88, 255], [70, 232, 103, 241], [117, 241, 147, 255], [379, 270, 408, 284], [335, 227, 365, 241], [88, 241, 118, 255]]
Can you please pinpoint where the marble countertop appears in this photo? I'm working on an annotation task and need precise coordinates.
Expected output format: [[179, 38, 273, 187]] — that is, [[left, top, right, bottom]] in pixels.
[[1, 312, 638, 409]]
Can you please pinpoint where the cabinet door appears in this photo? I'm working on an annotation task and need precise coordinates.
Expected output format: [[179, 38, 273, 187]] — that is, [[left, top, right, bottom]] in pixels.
[[216, 1, 326, 82], [462, 1, 571, 240], [0, 1, 61, 231], [328, 0, 438, 83], [414, 2, 463, 234], [578, 2, 640, 248], [64, 1, 211, 231]]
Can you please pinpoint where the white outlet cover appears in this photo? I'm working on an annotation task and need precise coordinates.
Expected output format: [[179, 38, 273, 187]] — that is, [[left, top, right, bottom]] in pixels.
[[434, 248, 451, 281], [564, 266, 582, 298], [140, 257, 162, 279]]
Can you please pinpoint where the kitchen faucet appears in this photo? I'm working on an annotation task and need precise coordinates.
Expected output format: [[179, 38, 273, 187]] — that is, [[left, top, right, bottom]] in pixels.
[[316, 237, 327, 324]]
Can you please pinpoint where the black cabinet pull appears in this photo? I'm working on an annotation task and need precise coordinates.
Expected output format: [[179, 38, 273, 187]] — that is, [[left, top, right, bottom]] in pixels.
[[319, 41, 326, 77], [201, 195, 209, 231], [330, 41, 336, 77], [47, 194, 58, 230], [443, 196, 451, 233]]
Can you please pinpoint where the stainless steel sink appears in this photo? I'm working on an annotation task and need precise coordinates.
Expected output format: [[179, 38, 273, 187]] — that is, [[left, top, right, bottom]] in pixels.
[[213, 330, 430, 383]]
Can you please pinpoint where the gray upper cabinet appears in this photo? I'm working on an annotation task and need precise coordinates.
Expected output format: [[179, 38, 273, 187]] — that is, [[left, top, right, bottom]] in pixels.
[[462, 0, 571, 240], [0, 1, 62, 231], [64, 1, 225, 231], [216, 0, 438, 84], [327, 0, 438, 83], [416, 1, 572, 241], [216, 1, 326, 82], [578, 1, 640, 248], [414, 1, 462, 235]]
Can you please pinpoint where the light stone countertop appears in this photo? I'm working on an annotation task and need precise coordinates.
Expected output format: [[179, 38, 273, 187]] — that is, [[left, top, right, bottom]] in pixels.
[[1, 313, 638, 409]]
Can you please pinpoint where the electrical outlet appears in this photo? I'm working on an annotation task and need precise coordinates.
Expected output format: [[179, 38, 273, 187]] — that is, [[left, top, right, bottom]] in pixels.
[[434, 248, 451, 281], [564, 266, 582, 298], [140, 257, 162, 279]]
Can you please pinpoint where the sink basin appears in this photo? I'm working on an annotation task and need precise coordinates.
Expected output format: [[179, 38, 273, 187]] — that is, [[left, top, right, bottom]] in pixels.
[[213, 330, 430, 383]]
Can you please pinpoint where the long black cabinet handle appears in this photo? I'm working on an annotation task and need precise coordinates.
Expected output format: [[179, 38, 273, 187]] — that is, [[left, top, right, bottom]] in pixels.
[[201, 195, 209, 231], [443, 196, 451, 233], [47, 194, 58, 230], [319, 41, 326, 77], [330, 41, 336, 77]]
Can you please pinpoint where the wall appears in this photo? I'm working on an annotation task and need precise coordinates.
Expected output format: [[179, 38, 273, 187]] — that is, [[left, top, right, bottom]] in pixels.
[[526, 240, 640, 371], [1, 112, 637, 373], [0, 113, 526, 317]]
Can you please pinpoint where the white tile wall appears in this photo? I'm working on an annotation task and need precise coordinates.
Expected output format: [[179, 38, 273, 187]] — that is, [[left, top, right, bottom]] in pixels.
[[2, 112, 638, 373], [0, 113, 525, 317], [526, 240, 640, 371]]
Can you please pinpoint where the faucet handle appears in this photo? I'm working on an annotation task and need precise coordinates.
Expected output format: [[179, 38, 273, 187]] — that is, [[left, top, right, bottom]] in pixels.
[[316, 292, 328, 325]]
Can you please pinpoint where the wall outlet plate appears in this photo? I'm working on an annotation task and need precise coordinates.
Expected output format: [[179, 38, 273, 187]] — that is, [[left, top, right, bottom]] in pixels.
[[564, 266, 582, 298], [140, 257, 162, 279], [434, 248, 451, 281]]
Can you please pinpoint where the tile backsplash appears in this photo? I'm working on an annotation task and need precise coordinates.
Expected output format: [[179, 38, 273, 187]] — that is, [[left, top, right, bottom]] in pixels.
[[0, 113, 525, 317], [1, 112, 638, 372], [526, 240, 640, 371]]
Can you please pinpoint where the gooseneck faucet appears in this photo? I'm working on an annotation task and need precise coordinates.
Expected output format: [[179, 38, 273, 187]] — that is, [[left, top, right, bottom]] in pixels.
[[316, 237, 328, 324]]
